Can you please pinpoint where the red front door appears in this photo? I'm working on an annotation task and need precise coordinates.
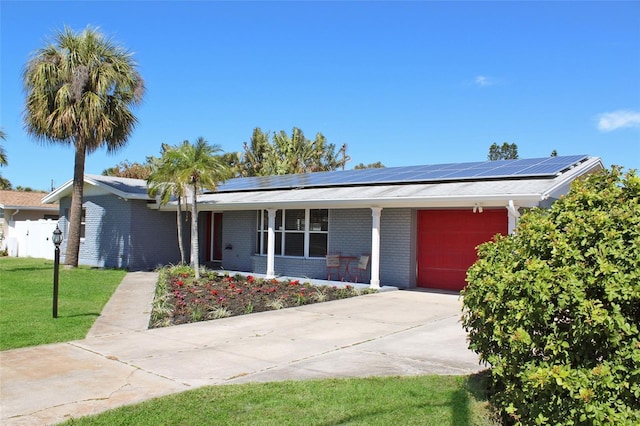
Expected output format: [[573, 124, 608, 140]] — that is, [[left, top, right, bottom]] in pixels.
[[417, 209, 507, 291]]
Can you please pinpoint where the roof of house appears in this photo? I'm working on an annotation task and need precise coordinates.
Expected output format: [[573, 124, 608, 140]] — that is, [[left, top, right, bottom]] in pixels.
[[0, 190, 58, 210], [194, 156, 602, 210], [42, 174, 151, 204], [215, 154, 591, 193], [42, 155, 604, 210]]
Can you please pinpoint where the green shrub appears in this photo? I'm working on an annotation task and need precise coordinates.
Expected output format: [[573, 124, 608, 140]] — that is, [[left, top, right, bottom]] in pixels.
[[462, 167, 640, 425]]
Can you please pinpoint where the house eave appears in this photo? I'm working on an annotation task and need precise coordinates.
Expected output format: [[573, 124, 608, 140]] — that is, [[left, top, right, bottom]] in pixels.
[[42, 176, 151, 203], [153, 193, 544, 212], [0, 205, 58, 212]]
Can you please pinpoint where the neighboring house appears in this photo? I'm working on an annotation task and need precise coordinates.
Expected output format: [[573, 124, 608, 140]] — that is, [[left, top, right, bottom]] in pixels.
[[42, 155, 603, 291], [0, 190, 59, 258]]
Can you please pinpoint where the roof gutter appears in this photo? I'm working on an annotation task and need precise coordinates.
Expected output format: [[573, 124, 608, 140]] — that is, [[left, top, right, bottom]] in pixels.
[[153, 192, 545, 212]]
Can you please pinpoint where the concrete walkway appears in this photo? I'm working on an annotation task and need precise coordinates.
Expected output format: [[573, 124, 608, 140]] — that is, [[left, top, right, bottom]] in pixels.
[[0, 272, 482, 425]]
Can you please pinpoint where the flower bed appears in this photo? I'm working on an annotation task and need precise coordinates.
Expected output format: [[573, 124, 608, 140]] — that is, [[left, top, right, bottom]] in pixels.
[[150, 265, 377, 328]]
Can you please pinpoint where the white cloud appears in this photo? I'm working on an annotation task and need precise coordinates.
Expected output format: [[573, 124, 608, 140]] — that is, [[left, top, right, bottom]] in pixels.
[[597, 110, 640, 132], [474, 75, 495, 87]]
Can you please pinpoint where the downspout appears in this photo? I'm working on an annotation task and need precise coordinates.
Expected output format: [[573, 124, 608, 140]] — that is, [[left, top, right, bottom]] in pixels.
[[9, 209, 21, 235]]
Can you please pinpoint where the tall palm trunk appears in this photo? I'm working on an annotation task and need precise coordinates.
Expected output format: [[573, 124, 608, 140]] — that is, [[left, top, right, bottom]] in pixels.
[[176, 195, 186, 264], [65, 143, 86, 267], [190, 183, 200, 279]]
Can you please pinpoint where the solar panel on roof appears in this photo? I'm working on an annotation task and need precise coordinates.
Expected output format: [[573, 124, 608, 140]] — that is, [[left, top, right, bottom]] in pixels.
[[215, 155, 590, 193]]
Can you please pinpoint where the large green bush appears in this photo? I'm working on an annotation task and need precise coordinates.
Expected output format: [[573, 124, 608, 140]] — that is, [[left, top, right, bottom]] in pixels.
[[462, 167, 640, 425]]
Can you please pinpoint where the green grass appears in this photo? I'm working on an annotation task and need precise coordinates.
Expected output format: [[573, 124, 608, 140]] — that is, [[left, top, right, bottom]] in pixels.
[[0, 257, 126, 350], [64, 374, 498, 426]]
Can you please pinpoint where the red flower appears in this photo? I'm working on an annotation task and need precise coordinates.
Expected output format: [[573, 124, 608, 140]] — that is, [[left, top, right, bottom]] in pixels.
[[247, 275, 255, 283], [176, 280, 184, 286], [290, 280, 300, 286]]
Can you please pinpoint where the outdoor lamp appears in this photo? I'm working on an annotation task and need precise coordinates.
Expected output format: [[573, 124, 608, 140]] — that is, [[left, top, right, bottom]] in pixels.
[[52, 225, 63, 246], [52, 224, 63, 318]]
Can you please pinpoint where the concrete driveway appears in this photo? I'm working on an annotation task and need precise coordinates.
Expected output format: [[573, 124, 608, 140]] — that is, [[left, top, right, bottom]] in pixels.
[[0, 272, 483, 425]]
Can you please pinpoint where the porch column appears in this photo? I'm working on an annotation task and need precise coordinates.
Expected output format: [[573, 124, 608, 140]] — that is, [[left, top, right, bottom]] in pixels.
[[506, 200, 520, 234], [266, 208, 276, 279], [370, 207, 382, 289]]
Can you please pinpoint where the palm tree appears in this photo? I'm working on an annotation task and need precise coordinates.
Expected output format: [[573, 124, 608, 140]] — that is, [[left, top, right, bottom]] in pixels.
[[147, 145, 187, 264], [0, 128, 7, 166], [241, 127, 271, 177], [0, 129, 8, 189], [23, 26, 144, 267], [165, 138, 230, 279]]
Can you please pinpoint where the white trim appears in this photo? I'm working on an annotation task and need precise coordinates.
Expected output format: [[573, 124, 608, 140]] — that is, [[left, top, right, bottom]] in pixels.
[[370, 207, 382, 289], [266, 209, 276, 279], [42, 175, 151, 204]]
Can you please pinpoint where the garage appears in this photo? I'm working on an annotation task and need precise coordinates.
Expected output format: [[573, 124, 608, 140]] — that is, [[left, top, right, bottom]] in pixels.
[[417, 209, 508, 291]]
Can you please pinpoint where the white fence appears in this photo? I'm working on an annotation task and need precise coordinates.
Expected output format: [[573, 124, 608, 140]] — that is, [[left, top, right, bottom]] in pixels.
[[5, 219, 59, 260]]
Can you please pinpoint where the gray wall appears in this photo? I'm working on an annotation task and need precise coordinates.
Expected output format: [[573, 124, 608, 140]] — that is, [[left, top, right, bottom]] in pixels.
[[221, 210, 255, 272], [221, 208, 416, 288], [57, 198, 417, 283], [380, 208, 415, 288], [59, 195, 180, 270], [129, 201, 181, 270]]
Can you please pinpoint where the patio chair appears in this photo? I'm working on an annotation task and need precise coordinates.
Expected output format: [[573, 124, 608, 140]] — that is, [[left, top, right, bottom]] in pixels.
[[354, 255, 370, 283], [326, 254, 341, 280]]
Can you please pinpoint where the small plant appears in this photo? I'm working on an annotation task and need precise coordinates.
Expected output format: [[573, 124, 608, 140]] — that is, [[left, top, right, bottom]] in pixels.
[[312, 288, 328, 303], [244, 302, 254, 314], [207, 306, 231, 319], [267, 297, 287, 310], [189, 302, 206, 322]]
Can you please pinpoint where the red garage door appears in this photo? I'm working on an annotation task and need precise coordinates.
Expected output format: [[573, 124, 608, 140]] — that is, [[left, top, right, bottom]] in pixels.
[[417, 209, 507, 291]]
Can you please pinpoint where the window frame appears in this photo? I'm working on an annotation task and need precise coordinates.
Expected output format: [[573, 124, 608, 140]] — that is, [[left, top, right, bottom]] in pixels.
[[256, 208, 329, 258], [64, 207, 86, 240]]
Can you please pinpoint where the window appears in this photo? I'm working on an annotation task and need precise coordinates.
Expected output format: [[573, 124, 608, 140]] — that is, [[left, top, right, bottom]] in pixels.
[[64, 207, 86, 239], [256, 209, 328, 257]]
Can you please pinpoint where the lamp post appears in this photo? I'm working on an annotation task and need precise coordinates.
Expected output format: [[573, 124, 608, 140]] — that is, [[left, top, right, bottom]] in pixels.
[[52, 225, 63, 318]]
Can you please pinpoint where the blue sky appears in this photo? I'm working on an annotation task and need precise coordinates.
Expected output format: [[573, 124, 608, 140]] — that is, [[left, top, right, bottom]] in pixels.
[[1, 1, 639, 191]]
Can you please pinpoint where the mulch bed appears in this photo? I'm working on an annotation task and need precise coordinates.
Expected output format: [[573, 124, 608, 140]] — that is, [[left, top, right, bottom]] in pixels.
[[150, 269, 376, 328]]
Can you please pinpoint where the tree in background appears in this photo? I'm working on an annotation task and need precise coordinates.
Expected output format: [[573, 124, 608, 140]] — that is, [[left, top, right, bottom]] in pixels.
[[163, 138, 230, 279], [238, 127, 349, 176], [488, 142, 519, 160], [354, 161, 385, 169], [462, 167, 640, 424], [0, 128, 7, 167], [103, 160, 153, 179], [550, 149, 558, 157], [0, 129, 10, 189], [240, 127, 271, 177], [23, 26, 144, 267]]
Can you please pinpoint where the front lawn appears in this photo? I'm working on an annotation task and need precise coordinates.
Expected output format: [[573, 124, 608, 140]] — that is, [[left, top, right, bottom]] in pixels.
[[63, 373, 498, 425], [0, 257, 126, 350]]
